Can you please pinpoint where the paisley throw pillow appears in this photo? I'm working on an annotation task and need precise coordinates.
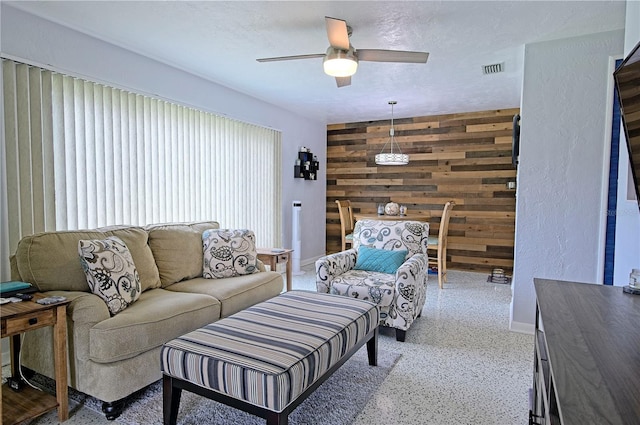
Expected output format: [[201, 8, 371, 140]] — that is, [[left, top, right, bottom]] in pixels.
[[202, 229, 259, 279], [78, 236, 141, 315]]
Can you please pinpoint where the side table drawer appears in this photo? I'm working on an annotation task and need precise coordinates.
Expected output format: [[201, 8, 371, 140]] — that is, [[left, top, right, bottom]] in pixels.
[[275, 254, 289, 263], [3, 309, 56, 335]]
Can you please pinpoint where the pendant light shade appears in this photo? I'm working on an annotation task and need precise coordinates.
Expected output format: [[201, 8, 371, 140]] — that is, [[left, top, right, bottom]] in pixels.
[[375, 101, 409, 166], [375, 151, 410, 165]]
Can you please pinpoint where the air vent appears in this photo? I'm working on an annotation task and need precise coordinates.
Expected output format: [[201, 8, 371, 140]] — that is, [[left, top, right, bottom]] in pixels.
[[482, 62, 504, 75]]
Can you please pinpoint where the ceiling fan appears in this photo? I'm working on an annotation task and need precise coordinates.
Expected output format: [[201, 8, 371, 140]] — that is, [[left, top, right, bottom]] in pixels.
[[256, 16, 429, 88]]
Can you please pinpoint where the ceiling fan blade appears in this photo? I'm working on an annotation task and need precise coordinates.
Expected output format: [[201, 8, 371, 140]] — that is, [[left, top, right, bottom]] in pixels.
[[357, 49, 429, 63], [325, 16, 350, 50], [257, 53, 324, 62], [335, 76, 351, 88]]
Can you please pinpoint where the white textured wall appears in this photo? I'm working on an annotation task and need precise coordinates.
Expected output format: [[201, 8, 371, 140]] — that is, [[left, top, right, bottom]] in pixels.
[[624, 1, 640, 53], [511, 30, 624, 333], [0, 4, 7, 281], [613, 0, 640, 288], [0, 4, 327, 266]]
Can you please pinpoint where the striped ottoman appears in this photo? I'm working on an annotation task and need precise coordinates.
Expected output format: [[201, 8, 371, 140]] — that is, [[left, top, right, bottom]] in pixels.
[[161, 290, 379, 425]]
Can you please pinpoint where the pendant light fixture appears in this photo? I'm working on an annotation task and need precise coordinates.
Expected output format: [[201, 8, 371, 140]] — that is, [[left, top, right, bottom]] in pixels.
[[375, 101, 409, 166]]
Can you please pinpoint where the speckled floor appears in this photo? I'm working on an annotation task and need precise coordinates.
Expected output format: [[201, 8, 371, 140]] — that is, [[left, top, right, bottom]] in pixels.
[[6, 264, 533, 425]]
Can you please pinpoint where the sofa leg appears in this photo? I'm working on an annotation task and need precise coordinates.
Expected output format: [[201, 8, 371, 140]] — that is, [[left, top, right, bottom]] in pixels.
[[395, 329, 406, 342], [102, 400, 125, 421]]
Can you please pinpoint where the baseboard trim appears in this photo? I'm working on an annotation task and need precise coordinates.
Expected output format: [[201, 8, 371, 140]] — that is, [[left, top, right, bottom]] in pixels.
[[509, 320, 535, 335], [271, 256, 320, 275], [301, 256, 322, 268]]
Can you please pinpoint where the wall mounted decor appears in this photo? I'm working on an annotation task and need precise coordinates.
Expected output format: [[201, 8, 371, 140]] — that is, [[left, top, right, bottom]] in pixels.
[[294, 147, 319, 180]]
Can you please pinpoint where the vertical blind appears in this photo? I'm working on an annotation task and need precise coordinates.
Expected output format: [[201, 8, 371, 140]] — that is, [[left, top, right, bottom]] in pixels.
[[2, 59, 282, 272]]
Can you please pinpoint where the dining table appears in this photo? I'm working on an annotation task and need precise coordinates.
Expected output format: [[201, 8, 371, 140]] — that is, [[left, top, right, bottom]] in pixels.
[[353, 213, 430, 222]]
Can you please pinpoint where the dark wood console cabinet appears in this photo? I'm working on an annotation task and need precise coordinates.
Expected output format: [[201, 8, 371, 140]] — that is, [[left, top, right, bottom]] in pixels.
[[531, 278, 640, 425]]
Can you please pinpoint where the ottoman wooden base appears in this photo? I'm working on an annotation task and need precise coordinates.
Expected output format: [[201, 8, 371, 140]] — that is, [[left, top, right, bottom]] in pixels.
[[161, 291, 380, 425]]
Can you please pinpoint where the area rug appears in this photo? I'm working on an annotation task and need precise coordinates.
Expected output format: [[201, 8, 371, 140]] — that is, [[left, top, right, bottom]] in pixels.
[[31, 347, 400, 425]]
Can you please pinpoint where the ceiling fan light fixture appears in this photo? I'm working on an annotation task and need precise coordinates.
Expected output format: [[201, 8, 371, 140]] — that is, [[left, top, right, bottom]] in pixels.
[[323, 46, 358, 77], [376, 101, 409, 166]]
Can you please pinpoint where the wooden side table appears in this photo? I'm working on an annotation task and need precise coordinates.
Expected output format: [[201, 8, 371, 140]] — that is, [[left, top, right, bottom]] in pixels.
[[256, 248, 294, 291], [1, 294, 70, 424]]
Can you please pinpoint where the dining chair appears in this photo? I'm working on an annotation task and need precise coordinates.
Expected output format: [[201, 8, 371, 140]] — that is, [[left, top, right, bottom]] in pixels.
[[428, 201, 455, 289], [335, 200, 354, 251]]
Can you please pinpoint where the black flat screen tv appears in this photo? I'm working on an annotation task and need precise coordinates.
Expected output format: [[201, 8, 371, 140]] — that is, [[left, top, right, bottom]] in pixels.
[[614, 40, 640, 206]]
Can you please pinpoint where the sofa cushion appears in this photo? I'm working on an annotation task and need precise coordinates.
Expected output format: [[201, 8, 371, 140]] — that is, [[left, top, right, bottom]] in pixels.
[[167, 272, 283, 318], [89, 288, 221, 363], [146, 221, 220, 287], [14, 227, 161, 293], [202, 229, 259, 279], [354, 246, 408, 274], [103, 227, 162, 291], [78, 236, 141, 315]]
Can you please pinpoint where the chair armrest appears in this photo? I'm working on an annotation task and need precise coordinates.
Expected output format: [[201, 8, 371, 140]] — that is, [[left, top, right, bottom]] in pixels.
[[396, 254, 428, 279], [315, 249, 357, 293], [379, 254, 428, 331], [395, 253, 429, 298]]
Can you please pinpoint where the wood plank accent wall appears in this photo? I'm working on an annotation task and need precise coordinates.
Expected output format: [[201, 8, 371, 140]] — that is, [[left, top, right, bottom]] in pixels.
[[326, 108, 519, 273]]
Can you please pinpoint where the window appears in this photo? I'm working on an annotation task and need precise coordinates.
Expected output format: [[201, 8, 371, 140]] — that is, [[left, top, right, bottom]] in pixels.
[[2, 59, 282, 270]]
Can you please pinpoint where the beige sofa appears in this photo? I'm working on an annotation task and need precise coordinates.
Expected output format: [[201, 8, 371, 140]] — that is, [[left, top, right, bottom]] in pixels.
[[9, 221, 284, 420]]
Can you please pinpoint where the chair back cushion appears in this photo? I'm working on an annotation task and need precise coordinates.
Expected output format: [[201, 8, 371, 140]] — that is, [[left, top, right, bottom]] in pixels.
[[353, 220, 429, 258]]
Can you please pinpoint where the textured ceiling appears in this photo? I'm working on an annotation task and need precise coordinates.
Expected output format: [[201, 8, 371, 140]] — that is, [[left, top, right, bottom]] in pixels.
[[9, 1, 626, 124]]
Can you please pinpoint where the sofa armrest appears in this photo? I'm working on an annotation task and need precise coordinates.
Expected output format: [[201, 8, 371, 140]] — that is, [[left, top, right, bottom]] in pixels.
[[44, 290, 110, 361], [315, 249, 357, 293], [21, 290, 111, 382], [256, 259, 266, 272], [10, 254, 20, 280]]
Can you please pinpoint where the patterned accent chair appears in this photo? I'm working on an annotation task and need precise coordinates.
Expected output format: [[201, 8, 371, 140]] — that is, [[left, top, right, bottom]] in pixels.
[[316, 220, 429, 341]]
